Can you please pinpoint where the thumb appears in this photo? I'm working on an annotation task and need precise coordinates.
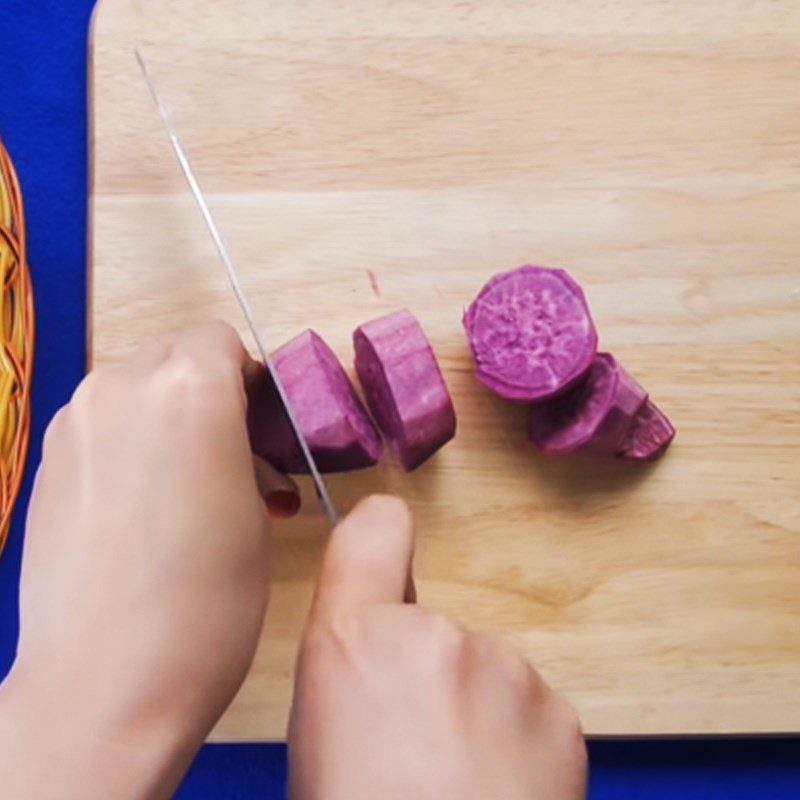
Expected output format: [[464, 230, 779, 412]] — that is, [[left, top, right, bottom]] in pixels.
[[312, 495, 415, 613], [253, 455, 300, 518]]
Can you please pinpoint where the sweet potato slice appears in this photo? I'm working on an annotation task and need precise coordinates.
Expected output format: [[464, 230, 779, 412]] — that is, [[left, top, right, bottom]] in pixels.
[[463, 265, 598, 401], [618, 399, 675, 461], [527, 353, 647, 456], [249, 330, 383, 473], [354, 310, 456, 471]]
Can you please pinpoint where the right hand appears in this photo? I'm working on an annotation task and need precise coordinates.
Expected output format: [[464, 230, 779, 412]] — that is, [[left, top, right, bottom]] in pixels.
[[287, 495, 587, 800]]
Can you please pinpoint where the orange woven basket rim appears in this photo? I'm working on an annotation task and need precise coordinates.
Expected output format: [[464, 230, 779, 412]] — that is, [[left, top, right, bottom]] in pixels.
[[0, 135, 35, 555]]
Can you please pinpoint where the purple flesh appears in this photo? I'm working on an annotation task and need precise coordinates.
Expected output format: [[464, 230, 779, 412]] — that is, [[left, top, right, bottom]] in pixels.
[[248, 330, 383, 474], [527, 353, 647, 456], [618, 399, 675, 461], [354, 310, 456, 471], [463, 265, 598, 401]]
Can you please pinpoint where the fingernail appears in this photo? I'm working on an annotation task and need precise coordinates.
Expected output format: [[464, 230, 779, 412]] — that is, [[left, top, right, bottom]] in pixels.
[[404, 573, 417, 604], [266, 490, 301, 518]]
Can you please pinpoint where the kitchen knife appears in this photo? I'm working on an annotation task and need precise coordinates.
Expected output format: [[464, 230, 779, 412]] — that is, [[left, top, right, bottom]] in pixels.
[[135, 47, 339, 525]]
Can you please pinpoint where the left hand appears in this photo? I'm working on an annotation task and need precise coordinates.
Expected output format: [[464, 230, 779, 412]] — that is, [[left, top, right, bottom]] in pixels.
[[0, 322, 297, 800]]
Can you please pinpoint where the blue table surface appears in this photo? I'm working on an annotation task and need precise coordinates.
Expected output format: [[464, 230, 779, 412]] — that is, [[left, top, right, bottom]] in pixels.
[[1, 2, 797, 797]]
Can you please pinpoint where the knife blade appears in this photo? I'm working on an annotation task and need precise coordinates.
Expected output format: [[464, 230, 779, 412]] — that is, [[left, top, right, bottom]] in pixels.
[[135, 47, 339, 525]]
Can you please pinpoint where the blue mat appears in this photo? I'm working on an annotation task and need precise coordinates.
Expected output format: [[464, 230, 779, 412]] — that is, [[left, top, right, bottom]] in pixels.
[[0, 2, 797, 797]]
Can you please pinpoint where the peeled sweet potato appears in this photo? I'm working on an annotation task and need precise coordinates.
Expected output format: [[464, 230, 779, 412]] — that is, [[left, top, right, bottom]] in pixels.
[[527, 353, 647, 456], [618, 399, 675, 461], [463, 265, 598, 401], [249, 330, 383, 474], [354, 310, 456, 471]]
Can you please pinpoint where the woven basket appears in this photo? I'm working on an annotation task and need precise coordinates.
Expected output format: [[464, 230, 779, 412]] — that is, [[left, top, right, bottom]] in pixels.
[[0, 137, 34, 555]]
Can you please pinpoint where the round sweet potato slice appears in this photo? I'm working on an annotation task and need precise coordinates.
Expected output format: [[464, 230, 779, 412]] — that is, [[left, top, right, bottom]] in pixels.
[[463, 265, 598, 401]]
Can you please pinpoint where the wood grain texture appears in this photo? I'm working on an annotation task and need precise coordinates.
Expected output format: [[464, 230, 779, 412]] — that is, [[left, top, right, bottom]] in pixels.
[[91, 0, 800, 739]]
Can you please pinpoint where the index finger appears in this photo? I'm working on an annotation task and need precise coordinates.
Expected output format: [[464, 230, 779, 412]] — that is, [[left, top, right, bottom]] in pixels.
[[136, 321, 272, 425], [129, 323, 301, 515], [170, 320, 254, 375], [126, 321, 251, 378]]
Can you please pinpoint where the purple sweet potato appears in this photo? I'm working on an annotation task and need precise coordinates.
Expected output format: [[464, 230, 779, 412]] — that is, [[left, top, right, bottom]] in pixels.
[[618, 399, 675, 461], [354, 309, 456, 471], [463, 265, 598, 401], [249, 330, 383, 474], [527, 353, 647, 456]]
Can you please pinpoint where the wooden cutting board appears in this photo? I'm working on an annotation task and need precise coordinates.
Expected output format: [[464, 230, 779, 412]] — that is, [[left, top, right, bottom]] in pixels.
[[90, 0, 800, 739]]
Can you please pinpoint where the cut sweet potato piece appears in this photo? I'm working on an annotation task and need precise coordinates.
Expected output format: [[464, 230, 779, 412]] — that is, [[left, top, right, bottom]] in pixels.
[[354, 310, 456, 471], [249, 330, 383, 474], [463, 265, 598, 401], [528, 353, 647, 456], [618, 399, 675, 461]]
